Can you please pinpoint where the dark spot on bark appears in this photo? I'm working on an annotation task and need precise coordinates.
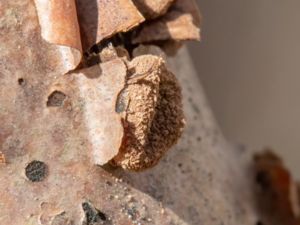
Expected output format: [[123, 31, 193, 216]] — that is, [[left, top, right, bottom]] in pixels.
[[82, 202, 107, 225], [18, 78, 25, 86], [256, 221, 264, 225], [105, 181, 112, 186], [47, 91, 66, 107], [122, 204, 138, 221], [256, 170, 271, 190], [25, 160, 48, 182]]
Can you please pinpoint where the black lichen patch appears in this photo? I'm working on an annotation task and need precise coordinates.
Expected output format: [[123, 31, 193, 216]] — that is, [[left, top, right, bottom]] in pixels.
[[47, 90, 66, 107], [25, 160, 48, 182], [82, 202, 107, 225], [18, 78, 25, 86]]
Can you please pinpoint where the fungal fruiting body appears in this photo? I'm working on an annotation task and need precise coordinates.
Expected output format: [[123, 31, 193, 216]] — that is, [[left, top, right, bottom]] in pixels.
[[112, 55, 185, 171]]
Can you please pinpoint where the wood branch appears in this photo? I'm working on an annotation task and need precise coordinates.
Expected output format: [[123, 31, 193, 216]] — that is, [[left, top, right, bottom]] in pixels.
[[0, 0, 286, 225]]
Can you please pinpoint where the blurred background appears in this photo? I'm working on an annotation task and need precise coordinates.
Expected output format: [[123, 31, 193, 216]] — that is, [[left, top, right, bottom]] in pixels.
[[188, 0, 300, 178]]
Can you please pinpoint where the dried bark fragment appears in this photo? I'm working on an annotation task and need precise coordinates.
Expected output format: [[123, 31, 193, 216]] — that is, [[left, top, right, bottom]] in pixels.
[[132, 0, 175, 19], [71, 60, 127, 165], [133, 0, 201, 44], [112, 55, 185, 171], [33, 0, 144, 72], [33, 0, 82, 72], [254, 150, 300, 225], [76, 0, 144, 51]]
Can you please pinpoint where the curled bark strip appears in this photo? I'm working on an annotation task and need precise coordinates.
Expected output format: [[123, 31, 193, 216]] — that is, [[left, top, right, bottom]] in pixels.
[[76, 0, 144, 51], [132, 0, 175, 19], [34, 0, 82, 72], [73, 59, 127, 165], [33, 0, 144, 72]]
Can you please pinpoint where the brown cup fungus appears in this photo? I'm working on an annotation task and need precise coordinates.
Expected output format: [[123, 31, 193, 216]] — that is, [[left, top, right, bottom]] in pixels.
[[112, 55, 185, 170]]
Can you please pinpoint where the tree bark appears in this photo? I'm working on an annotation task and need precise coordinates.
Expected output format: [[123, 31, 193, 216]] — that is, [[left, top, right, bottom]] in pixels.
[[0, 0, 260, 224]]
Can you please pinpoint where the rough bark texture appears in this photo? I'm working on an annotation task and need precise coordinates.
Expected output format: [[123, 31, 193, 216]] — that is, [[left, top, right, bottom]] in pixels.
[[0, 0, 261, 225], [132, 0, 174, 19], [133, 0, 201, 44], [76, 0, 144, 50]]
